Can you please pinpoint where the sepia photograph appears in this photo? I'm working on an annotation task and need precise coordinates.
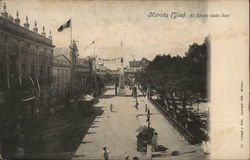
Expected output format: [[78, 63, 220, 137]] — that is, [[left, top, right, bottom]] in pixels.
[[0, 0, 248, 160]]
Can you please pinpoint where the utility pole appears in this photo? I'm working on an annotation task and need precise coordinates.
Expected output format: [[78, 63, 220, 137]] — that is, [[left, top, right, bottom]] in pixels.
[[146, 109, 151, 128]]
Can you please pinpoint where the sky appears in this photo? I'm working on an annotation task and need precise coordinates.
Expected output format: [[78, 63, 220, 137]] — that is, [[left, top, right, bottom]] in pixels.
[[2, 0, 209, 63]]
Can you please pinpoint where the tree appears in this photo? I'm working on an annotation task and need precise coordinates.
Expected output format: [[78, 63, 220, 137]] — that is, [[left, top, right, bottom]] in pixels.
[[135, 36, 209, 118]]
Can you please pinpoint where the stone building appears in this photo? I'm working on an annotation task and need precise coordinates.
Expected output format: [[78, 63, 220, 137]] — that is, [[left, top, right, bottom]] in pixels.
[[53, 41, 79, 99], [0, 3, 54, 157], [69, 41, 79, 95], [75, 57, 93, 95], [53, 46, 93, 98], [129, 59, 142, 72], [52, 50, 71, 106], [128, 58, 150, 72]]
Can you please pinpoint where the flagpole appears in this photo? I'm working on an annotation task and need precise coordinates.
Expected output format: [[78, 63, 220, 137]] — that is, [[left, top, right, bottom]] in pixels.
[[70, 18, 72, 45]]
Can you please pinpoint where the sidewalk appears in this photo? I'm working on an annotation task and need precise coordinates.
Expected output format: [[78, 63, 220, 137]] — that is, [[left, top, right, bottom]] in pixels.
[[72, 86, 206, 160]]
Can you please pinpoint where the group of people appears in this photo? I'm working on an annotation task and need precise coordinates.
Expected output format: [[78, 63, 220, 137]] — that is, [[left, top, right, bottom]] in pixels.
[[103, 132, 158, 160], [103, 147, 139, 160]]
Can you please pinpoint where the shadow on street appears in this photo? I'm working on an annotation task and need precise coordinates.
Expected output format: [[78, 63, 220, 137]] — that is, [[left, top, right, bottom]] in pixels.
[[22, 106, 105, 160]]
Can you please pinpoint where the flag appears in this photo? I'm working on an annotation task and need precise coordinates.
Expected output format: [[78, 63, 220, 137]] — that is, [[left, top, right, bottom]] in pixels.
[[58, 19, 71, 32]]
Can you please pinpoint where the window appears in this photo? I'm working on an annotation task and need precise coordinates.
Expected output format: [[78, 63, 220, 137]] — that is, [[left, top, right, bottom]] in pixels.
[[9, 55, 17, 75], [40, 65, 44, 76]]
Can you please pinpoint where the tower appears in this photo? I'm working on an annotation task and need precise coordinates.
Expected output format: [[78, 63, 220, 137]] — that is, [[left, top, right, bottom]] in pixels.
[[118, 41, 126, 96]]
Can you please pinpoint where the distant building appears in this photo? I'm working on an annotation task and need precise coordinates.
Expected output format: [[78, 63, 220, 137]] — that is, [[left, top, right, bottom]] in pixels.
[[128, 58, 150, 72], [77, 57, 92, 73], [76, 57, 93, 94], [129, 59, 141, 71], [52, 50, 71, 105], [53, 46, 93, 97], [52, 41, 78, 97]]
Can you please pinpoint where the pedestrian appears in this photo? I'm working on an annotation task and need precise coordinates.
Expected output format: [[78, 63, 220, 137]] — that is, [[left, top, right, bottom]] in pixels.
[[110, 103, 113, 112], [152, 132, 158, 152], [134, 101, 138, 110], [124, 154, 129, 160], [115, 84, 117, 95], [103, 147, 109, 160], [152, 133, 155, 152]]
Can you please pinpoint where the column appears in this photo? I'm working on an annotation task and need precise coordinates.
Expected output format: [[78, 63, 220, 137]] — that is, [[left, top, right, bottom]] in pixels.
[[17, 40, 21, 76]]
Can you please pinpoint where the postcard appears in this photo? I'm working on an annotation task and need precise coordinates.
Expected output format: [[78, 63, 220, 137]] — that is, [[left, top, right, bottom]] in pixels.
[[0, 0, 248, 159]]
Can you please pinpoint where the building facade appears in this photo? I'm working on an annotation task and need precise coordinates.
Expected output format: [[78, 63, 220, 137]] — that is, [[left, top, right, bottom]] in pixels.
[[52, 47, 94, 98], [0, 3, 54, 157], [128, 58, 150, 72], [76, 57, 93, 95], [128, 59, 142, 72], [52, 44, 79, 100], [52, 51, 71, 106]]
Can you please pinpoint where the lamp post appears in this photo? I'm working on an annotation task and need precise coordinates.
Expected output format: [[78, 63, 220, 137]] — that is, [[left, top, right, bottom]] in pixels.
[[146, 109, 153, 160]]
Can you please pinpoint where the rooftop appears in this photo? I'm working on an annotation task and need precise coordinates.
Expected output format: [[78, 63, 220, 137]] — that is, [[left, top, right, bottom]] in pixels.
[[129, 60, 141, 68], [0, 2, 54, 47]]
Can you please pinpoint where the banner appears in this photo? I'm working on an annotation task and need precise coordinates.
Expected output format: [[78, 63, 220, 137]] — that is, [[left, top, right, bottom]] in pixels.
[[97, 58, 122, 65]]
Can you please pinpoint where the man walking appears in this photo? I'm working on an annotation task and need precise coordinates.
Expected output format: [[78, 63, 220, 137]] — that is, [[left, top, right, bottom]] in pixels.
[[103, 147, 110, 160], [152, 132, 158, 152], [110, 103, 113, 112], [115, 83, 118, 95]]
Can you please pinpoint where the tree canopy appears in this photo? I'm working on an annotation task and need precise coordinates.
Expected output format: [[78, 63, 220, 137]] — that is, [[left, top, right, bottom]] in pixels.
[[136, 36, 209, 106]]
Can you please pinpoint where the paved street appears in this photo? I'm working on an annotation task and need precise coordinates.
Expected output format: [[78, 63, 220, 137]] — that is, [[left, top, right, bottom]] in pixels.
[[72, 86, 206, 160]]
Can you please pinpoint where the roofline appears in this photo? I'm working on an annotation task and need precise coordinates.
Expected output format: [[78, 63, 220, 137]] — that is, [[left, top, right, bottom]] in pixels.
[[53, 54, 71, 63]]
